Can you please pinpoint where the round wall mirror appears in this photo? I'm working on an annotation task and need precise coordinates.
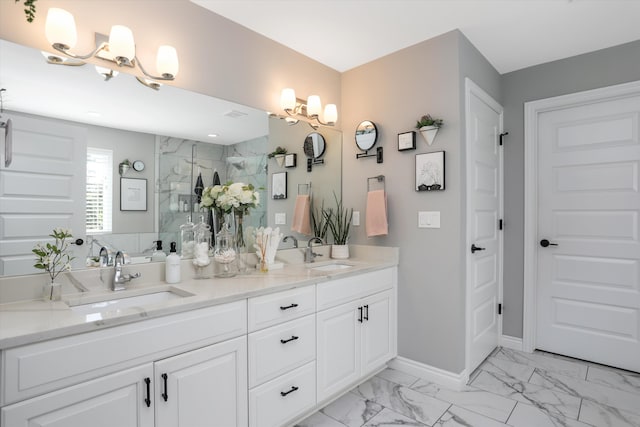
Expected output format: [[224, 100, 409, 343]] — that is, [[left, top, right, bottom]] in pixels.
[[303, 132, 326, 159], [355, 120, 378, 151]]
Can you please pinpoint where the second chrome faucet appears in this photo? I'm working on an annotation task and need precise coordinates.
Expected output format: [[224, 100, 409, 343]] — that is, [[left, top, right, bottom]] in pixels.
[[304, 237, 324, 263]]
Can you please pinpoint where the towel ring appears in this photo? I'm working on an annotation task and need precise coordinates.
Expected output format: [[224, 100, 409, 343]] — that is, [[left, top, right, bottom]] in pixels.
[[367, 175, 385, 192]]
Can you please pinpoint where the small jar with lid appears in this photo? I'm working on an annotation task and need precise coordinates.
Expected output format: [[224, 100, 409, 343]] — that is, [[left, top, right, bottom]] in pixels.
[[213, 223, 236, 278], [180, 215, 195, 258]]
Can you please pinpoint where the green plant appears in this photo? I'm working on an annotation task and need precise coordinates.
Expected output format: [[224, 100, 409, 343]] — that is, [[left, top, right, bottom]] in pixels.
[[323, 193, 353, 245], [32, 228, 75, 283], [416, 114, 443, 129], [267, 146, 287, 158], [311, 199, 329, 240], [16, 0, 37, 23]]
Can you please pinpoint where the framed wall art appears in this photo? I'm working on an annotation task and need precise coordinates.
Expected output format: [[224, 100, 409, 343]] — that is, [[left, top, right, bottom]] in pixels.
[[120, 177, 147, 211], [284, 153, 297, 168], [398, 131, 416, 151], [272, 172, 287, 199], [415, 151, 445, 191]]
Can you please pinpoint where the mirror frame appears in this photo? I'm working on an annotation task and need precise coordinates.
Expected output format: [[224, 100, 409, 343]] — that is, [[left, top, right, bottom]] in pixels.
[[355, 120, 378, 151], [303, 132, 327, 159]]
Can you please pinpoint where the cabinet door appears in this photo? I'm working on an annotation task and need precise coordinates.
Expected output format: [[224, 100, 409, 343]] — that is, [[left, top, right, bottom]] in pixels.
[[154, 336, 248, 427], [361, 290, 394, 376], [316, 300, 360, 402], [1, 364, 154, 427]]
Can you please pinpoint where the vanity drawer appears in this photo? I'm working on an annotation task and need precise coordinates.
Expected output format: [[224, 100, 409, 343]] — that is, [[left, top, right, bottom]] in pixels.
[[1, 300, 247, 406], [248, 285, 315, 332], [248, 314, 315, 387], [249, 361, 316, 427], [317, 267, 394, 310]]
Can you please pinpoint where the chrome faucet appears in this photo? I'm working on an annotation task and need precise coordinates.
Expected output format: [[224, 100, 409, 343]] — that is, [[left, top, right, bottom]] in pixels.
[[99, 246, 113, 267], [304, 237, 324, 263], [283, 235, 298, 248], [112, 251, 141, 291]]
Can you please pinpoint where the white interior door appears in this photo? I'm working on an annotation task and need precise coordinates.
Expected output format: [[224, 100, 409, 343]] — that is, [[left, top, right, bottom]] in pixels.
[[465, 79, 504, 376], [535, 89, 640, 372], [0, 113, 87, 276]]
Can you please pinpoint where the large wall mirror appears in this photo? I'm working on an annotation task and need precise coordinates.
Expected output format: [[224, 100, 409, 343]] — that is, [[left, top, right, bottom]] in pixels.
[[0, 39, 342, 277]]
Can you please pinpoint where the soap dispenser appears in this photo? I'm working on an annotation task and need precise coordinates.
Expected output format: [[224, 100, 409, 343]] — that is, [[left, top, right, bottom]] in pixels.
[[165, 242, 181, 284], [151, 240, 167, 262]]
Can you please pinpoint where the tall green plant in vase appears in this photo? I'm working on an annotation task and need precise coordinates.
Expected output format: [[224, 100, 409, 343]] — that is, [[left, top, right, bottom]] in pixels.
[[323, 193, 353, 259]]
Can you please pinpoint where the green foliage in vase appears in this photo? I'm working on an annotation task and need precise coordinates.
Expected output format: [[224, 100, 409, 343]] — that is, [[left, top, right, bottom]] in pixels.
[[323, 193, 353, 245], [311, 199, 329, 240], [32, 228, 75, 282], [415, 114, 444, 129]]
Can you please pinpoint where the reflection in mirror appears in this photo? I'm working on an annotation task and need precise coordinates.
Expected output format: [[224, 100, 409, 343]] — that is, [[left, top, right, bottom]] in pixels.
[[303, 132, 326, 159], [355, 120, 378, 151]]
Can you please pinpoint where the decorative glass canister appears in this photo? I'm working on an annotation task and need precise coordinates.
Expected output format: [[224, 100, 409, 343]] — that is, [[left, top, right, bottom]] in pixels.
[[213, 223, 236, 278], [180, 215, 195, 258]]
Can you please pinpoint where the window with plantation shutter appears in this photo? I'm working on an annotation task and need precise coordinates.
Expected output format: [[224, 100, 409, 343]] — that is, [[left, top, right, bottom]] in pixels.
[[86, 148, 113, 233]]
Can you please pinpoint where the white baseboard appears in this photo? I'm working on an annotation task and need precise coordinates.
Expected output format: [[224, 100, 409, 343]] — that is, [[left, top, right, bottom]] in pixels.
[[389, 357, 467, 390], [500, 335, 523, 351]]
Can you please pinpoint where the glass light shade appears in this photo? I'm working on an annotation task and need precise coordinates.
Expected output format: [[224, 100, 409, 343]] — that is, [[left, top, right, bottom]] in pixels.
[[323, 104, 338, 124], [280, 88, 296, 111], [109, 25, 135, 61], [307, 95, 321, 117], [156, 45, 179, 78], [45, 8, 77, 49]]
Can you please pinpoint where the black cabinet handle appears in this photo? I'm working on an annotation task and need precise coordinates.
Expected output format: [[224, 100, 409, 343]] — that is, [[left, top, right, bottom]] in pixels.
[[280, 303, 299, 311], [280, 335, 299, 344], [280, 386, 299, 397], [540, 239, 558, 248], [364, 304, 369, 321], [144, 377, 151, 407], [161, 373, 168, 402], [471, 244, 486, 254], [358, 306, 363, 323]]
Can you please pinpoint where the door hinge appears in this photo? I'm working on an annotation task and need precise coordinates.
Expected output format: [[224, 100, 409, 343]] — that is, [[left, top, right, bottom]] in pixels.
[[498, 303, 503, 315], [499, 132, 509, 146], [498, 219, 503, 230]]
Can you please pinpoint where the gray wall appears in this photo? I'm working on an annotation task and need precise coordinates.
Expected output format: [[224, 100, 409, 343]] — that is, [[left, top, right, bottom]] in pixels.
[[501, 39, 640, 338], [342, 30, 500, 373]]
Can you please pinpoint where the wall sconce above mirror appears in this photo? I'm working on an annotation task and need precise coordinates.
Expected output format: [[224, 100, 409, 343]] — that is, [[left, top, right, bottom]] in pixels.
[[43, 7, 179, 90], [280, 88, 337, 128]]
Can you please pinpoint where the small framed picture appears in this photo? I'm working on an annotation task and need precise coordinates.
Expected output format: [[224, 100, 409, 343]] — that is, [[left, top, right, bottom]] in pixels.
[[416, 151, 445, 191], [272, 172, 287, 199], [120, 177, 147, 210], [284, 153, 297, 168], [398, 131, 416, 151]]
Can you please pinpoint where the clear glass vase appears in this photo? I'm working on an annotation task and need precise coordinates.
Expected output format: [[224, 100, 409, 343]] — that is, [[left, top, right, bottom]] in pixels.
[[234, 209, 248, 274], [43, 281, 62, 301], [213, 221, 236, 278]]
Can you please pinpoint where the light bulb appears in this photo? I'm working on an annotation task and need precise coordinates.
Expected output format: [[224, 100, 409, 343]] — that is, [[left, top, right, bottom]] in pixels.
[[307, 95, 321, 117], [45, 8, 77, 49], [109, 25, 135, 64], [323, 104, 338, 125], [156, 45, 179, 78], [280, 88, 296, 111]]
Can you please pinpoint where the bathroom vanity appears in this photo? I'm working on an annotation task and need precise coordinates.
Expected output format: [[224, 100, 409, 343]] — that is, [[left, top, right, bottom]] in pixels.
[[0, 245, 398, 427]]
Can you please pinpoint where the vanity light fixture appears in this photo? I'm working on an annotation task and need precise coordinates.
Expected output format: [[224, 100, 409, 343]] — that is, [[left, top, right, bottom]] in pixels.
[[44, 7, 179, 90], [280, 88, 338, 128]]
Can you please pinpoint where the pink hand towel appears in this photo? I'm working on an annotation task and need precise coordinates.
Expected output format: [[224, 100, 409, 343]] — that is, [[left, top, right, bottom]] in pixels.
[[366, 189, 388, 237], [291, 195, 312, 235]]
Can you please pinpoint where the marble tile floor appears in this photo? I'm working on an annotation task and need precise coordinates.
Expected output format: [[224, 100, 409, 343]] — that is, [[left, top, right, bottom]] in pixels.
[[296, 348, 640, 427]]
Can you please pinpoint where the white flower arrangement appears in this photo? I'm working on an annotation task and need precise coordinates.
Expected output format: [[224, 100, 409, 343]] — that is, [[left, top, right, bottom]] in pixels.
[[32, 228, 75, 283], [200, 182, 260, 214]]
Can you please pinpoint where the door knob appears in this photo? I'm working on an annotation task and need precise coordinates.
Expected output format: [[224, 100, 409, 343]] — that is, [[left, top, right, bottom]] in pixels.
[[540, 239, 558, 248], [471, 244, 485, 254]]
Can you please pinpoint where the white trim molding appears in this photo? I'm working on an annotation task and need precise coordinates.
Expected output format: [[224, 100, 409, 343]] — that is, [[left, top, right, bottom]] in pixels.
[[500, 335, 523, 351], [523, 79, 640, 354], [389, 357, 467, 391]]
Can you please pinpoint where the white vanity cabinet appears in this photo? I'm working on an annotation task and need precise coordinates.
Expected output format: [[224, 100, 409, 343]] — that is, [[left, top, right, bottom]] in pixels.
[[247, 286, 317, 427], [316, 268, 397, 403], [0, 300, 248, 427]]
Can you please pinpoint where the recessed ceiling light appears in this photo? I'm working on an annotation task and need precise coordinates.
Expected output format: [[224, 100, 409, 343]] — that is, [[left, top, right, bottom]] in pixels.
[[208, 133, 218, 138]]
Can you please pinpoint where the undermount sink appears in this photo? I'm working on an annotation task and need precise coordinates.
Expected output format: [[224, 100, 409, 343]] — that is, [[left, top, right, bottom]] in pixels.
[[309, 262, 354, 272], [68, 288, 193, 318]]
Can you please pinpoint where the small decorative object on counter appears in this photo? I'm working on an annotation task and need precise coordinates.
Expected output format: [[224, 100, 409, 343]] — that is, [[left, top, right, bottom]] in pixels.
[[165, 242, 181, 284], [213, 223, 236, 278], [192, 215, 212, 279], [253, 227, 283, 272], [323, 193, 353, 259], [268, 146, 288, 167], [32, 228, 75, 301], [415, 114, 443, 146], [180, 215, 195, 258], [151, 240, 167, 262]]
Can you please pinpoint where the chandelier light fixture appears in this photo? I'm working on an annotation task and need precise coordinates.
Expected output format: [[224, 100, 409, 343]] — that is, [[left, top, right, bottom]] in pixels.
[[280, 88, 338, 128], [43, 8, 179, 90]]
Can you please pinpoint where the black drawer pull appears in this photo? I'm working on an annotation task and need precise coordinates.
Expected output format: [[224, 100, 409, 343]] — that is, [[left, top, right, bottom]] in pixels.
[[358, 306, 363, 323], [144, 377, 151, 407], [280, 386, 299, 397], [364, 304, 369, 321], [280, 335, 299, 344], [161, 373, 168, 402], [280, 303, 299, 310]]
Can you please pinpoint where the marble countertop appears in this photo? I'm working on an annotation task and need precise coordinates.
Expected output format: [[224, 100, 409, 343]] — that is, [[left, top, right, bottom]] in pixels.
[[0, 245, 398, 349]]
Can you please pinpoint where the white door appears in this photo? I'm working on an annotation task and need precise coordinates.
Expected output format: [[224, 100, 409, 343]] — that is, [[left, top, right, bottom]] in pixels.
[[535, 89, 640, 372], [154, 336, 248, 427], [465, 79, 504, 375], [0, 113, 87, 275], [1, 364, 154, 427], [361, 290, 393, 376]]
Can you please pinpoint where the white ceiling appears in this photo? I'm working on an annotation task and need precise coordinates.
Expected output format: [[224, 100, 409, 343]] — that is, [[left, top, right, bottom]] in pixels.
[[192, 0, 640, 74]]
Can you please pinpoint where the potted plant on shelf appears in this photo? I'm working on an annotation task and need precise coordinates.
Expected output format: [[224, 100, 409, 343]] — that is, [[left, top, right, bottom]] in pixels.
[[416, 114, 443, 145], [267, 146, 288, 167], [118, 159, 131, 176], [323, 194, 353, 259]]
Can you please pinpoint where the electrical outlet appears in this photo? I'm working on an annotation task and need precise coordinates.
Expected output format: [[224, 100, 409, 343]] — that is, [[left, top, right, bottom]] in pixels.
[[352, 211, 360, 226], [418, 211, 440, 228], [275, 212, 286, 225]]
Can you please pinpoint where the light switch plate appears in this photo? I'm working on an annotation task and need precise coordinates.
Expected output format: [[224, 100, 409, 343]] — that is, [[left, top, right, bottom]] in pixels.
[[418, 211, 440, 228], [352, 211, 360, 226], [275, 212, 286, 225]]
